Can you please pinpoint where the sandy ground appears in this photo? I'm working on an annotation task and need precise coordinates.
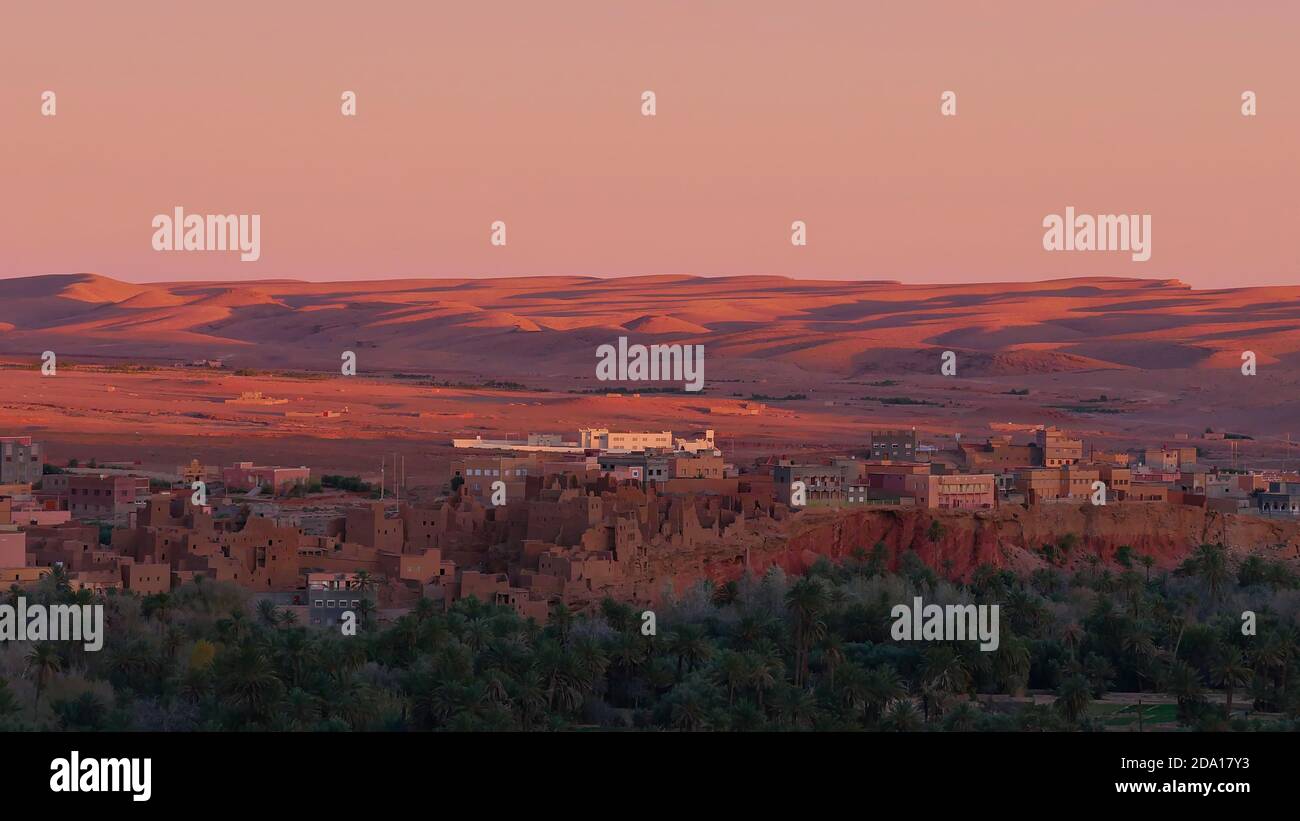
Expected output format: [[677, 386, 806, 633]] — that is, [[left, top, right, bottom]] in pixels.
[[3, 272, 1298, 478], [3, 358, 1298, 485]]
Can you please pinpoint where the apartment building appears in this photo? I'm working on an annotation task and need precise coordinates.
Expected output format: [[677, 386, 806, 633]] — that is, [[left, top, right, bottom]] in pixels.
[[307, 572, 368, 626], [579, 429, 673, 452], [773, 461, 855, 506], [903, 473, 996, 510], [1099, 465, 1132, 500], [222, 462, 311, 494], [1035, 427, 1083, 467], [0, 436, 43, 484], [68, 474, 149, 525], [1259, 481, 1300, 516], [1144, 446, 1199, 472], [869, 429, 918, 461], [451, 454, 537, 500]]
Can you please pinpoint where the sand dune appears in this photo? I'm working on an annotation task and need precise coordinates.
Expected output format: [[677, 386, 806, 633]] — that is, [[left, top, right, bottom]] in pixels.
[[0, 272, 1296, 379]]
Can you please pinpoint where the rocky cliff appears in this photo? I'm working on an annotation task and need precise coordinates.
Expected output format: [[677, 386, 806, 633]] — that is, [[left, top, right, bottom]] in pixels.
[[766, 503, 1300, 581], [647, 503, 1300, 597]]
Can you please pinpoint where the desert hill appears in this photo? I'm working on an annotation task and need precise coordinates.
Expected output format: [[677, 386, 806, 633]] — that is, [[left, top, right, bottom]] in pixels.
[[0, 273, 1295, 378]]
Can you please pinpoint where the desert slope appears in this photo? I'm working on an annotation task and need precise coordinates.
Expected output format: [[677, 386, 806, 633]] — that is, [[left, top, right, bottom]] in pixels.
[[0, 273, 1296, 378]]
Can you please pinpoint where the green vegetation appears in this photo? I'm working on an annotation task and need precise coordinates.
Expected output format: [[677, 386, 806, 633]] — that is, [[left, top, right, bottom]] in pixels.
[[285, 480, 324, 498], [1, 542, 1294, 731], [576, 386, 700, 395], [1049, 405, 1125, 414], [750, 393, 807, 401], [231, 368, 330, 380], [1004, 388, 1030, 396], [859, 396, 943, 407], [321, 475, 374, 494]]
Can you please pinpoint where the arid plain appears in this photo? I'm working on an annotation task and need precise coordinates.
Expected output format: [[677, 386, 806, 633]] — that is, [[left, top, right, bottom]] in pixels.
[[1, 272, 1298, 483]]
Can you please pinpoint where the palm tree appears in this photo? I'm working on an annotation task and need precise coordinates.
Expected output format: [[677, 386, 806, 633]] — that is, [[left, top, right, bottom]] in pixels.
[[354, 569, 376, 596], [256, 598, 282, 629], [548, 601, 574, 644], [835, 664, 869, 723], [1055, 674, 1092, 724], [413, 596, 437, 625], [1121, 624, 1157, 690], [569, 635, 609, 690], [1165, 660, 1204, 724], [55, 691, 108, 731], [921, 646, 971, 717], [743, 650, 780, 713], [0, 676, 21, 720], [282, 688, 322, 730], [881, 699, 923, 731], [665, 624, 712, 680], [511, 670, 548, 729], [215, 610, 251, 644], [47, 564, 72, 596], [25, 643, 63, 721], [1179, 543, 1230, 602], [714, 651, 749, 706], [992, 636, 1031, 696], [277, 629, 312, 688], [1138, 554, 1155, 583], [670, 687, 707, 730], [1083, 653, 1116, 697], [785, 577, 827, 687], [775, 685, 818, 729], [356, 597, 376, 629], [217, 646, 284, 722], [142, 592, 172, 631], [818, 634, 846, 690], [943, 701, 981, 731], [1058, 621, 1085, 661], [461, 617, 492, 653], [1211, 647, 1252, 718], [864, 666, 906, 725]]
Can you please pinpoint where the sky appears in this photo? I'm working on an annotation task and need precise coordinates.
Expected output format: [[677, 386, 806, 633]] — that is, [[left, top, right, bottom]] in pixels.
[[2, 1, 1297, 287]]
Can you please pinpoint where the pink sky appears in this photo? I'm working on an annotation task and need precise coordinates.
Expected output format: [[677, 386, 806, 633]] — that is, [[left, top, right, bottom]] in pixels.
[[2, 1, 1297, 286]]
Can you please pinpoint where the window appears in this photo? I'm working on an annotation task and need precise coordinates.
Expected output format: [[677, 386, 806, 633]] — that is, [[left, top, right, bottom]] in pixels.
[[327, 600, 335, 607]]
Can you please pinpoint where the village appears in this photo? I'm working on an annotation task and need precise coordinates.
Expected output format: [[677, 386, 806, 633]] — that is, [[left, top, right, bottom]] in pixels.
[[2, 421, 1296, 632]]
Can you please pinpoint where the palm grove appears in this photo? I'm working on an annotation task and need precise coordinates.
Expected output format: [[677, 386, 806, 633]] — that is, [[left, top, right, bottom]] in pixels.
[[0, 540, 1297, 731]]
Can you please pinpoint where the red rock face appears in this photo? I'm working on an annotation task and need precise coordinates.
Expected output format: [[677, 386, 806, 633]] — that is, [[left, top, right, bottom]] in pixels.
[[654, 504, 1300, 591]]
